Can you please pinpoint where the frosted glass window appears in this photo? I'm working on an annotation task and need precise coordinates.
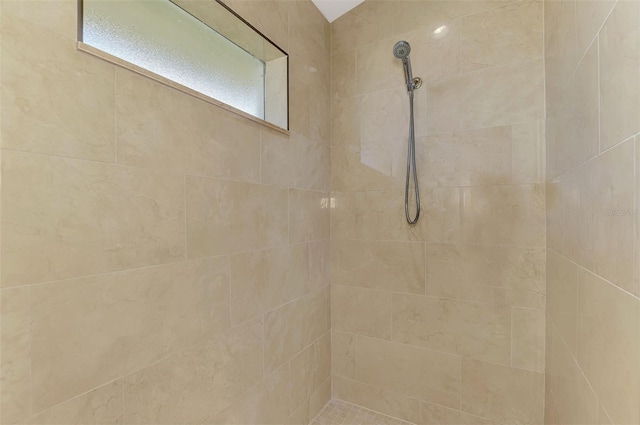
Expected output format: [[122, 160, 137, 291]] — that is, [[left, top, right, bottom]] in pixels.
[[80, 0, 288, 129]]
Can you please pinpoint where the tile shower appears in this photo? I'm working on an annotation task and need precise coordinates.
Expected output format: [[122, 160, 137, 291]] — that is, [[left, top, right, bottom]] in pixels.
[[0, 2, 638, 425]]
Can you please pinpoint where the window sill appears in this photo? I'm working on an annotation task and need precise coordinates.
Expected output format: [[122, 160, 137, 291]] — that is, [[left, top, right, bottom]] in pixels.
[[77, 41, 290, 136]]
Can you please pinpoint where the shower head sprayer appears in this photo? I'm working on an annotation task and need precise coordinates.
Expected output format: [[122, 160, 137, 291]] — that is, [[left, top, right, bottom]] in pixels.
[[393, 40, 411, 59], [392, 40, 421, 93]]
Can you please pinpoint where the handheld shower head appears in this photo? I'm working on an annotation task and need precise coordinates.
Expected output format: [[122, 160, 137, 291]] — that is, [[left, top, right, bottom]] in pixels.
[[393, 40, 411, 59], [392, 41, 422, 224], [393, 40, 417, 92]]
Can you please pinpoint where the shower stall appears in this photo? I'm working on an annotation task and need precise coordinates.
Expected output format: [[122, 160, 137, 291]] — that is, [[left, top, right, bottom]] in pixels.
[[0, 0, 638, 424]]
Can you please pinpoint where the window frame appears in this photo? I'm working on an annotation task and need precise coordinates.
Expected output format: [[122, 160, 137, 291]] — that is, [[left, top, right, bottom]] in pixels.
[[76, 0, 290, 134]]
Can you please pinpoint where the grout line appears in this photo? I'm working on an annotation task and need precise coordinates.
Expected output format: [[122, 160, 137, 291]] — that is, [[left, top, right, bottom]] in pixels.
[[635, 137, 639, 299], [333, 238, 546, 250], [331, 180, 547, 194], [263, 316, 267, 382], [113, 67, 118, 164], [548, 133, 637, 183], [184, 174, 188, 259], [0, 145, 328, 194], [315, 399, 416, 425], [510, 305, 514, 368], [287, 188, 291, 244], [548, 248, 640, 301], [547, 315, 602, 417], [565, 0, 618, 88], [259, 129, 263, 184], [597, 33, 602, 154], [341, 330, 542, 374], [1, 240, 324, 291], [121, 375, 125, 422], [424, 241, 427, 296], [28, 286, 33, 420]]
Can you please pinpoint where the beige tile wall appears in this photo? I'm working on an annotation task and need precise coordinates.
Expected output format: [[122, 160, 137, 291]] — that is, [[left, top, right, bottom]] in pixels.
[[4, 0, 638, 423], [544, 1, 640, 424], [0, 0, 331, 423], [330, 1, 546, 424]]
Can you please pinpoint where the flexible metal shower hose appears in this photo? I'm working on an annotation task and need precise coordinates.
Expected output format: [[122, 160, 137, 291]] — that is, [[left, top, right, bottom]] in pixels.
[[405, 90, 420, 224]]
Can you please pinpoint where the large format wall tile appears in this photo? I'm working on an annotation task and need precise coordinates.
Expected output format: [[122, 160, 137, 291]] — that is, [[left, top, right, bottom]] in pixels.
[[425, 244, 545, 305], [28, 381, 123, 425], [546, 250, 578, 356], [511, 307, 545, 373], [224, 0, 289, 51], [576, 269, 640, 425], [30, 258, 230, 412], [0, 4, 115, 162], [401, 22, 462, 83], [591, 140, 636, 295], [460, 184, 546, 246], [331, 1, 395, 53], [2, 151, 185, 287], [599, 1, 640, 149], [260, 128, 325, 190], [264, 288, 330, 373], [544, 0, 578, 93], [356, 336, 461, 409], [331, 239, 425, 293], [310, 239, 330, 292], [330, 144, 404, 192], [421, 122, 544, 188], [460, 1, 543, 73], [290, 332, 331, 414], [332, 376, 421, 424], [332, 285, 392, 339], [392, 294, 511, 365], [554, 139, 637, 295], [288, 189, 330, 243], [546, 42, 599, 180], [424, 184, 546, 246], [558, 162, 595, 269], [427, 59, 544, 134], [123, 320, 263, 424], [461, 359, 544, 424], [545, 320, 598, 425], [331, 50, 356, 101], [421, 402, 497, 425], [392, 0, 514, 37], [330, 96, 361, 146], [186, 175, 288, 257], [230, 244, 309, 325], [330, 190, 428, 241], [360, 86, 427, 142], [545, 180, 563, 252], [420, 184, 546, 247], [290, 76, 311, 137], [211, 364, 290, 425], [331, 330, 357, 380], [575, 0, 615, 63], [309, 375, 332, 420], [0, 0, 77, 41], [0, 287, 31, 424], [115, 70, 260, 182], [356, 38, 406, 95], [309, 79, 330, 144]]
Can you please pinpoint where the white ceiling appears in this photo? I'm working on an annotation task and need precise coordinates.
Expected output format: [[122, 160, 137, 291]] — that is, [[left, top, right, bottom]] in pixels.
[[311, 0, 365, 22]]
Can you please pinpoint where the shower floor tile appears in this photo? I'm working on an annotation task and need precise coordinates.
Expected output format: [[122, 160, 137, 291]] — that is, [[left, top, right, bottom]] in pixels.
[[310, 399, 415, 425]]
